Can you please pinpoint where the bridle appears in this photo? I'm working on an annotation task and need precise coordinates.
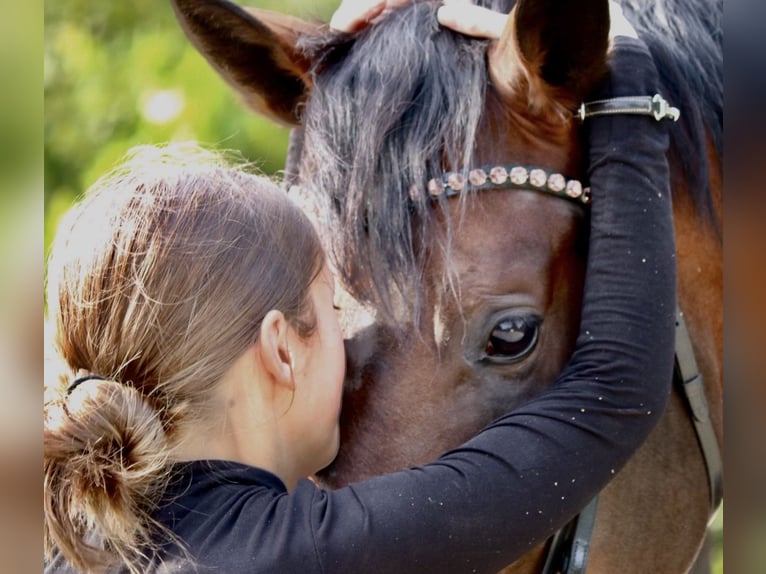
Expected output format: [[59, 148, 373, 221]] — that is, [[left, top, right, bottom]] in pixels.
[[421, 164, 590, 206], [283, 92, 722, 573]]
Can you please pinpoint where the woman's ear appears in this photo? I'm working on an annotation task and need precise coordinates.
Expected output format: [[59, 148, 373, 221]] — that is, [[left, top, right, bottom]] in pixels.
[[257, 310, 295, 389]]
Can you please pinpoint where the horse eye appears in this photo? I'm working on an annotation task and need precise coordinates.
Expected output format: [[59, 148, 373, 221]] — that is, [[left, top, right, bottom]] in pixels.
[[483, 316, 540, 364]]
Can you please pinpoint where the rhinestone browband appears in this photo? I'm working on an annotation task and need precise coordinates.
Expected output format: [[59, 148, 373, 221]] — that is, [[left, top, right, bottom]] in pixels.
[[420, 165, 591, 205]]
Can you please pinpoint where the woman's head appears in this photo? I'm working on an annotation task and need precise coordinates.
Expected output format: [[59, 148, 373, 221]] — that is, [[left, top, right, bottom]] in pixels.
[[44, 143, 326, 571], [47, 143, 325, 409]]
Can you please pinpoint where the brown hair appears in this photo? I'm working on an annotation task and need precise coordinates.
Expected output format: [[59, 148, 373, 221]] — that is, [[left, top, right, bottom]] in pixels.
[[43, 143, 325, 572]]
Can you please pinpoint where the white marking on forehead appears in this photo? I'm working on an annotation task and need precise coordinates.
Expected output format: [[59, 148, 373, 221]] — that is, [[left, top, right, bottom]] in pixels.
[[433, 300, 450, 347]]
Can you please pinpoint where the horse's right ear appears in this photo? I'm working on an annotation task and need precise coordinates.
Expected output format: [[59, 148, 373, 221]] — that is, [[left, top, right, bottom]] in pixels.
[[488, 0, 609, 115], [170, 0, 320, 126]]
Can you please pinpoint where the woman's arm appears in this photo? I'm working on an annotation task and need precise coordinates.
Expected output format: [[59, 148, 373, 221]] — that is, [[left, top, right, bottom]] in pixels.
[[300, 22, 675, 574], [175, 9, 675, 574]]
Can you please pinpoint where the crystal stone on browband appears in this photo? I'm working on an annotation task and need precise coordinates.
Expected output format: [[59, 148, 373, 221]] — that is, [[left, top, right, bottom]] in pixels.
[[425, 165, 591, 205]]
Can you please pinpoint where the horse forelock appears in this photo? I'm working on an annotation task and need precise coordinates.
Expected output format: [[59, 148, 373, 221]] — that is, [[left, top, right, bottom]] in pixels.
[[299, 2, 499, 323]]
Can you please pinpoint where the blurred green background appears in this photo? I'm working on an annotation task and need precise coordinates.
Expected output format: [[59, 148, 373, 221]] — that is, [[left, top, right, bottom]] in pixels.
[[42, 1, 722, 571], [1, 2, 43, 571], [44, 0, 337, 253]]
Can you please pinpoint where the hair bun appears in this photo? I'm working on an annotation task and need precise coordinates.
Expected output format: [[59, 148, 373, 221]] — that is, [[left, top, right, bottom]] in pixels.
[[44, 378, 169, 568], [53, 378, 168, 494]]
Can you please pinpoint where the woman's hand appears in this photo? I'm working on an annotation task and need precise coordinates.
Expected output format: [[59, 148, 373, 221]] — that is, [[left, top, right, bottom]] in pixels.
[[330, 0, 508, 38], [329, 0, 505, 36], [329, 0, 410, 33], [436, 0, 507, 39], [331, 0, 637, 43], [437, 0, 637, 41]]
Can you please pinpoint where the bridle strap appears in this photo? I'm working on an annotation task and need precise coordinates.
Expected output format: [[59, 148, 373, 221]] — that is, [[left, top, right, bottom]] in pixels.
[[541, 496, 599, 574], [577, 93, 680, 122], [674, 307, 724, 512], [425, 165, 590, 206], [541, 306, 723, 573], [436, 93, 714, 574]]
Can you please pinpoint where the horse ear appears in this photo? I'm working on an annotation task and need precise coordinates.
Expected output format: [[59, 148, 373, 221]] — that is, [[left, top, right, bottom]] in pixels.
[[170, 0, 320, 126], [488, 0, 610, 112]]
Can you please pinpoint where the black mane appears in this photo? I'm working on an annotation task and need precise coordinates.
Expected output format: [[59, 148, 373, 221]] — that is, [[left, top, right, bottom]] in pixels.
[[623, 0, 723, 229], [300, 2, 491, 319]]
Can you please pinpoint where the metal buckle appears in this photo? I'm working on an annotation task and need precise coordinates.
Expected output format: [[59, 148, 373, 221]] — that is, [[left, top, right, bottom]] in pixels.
[[651, 93, 680, 122], [577, 94, 680, 122]]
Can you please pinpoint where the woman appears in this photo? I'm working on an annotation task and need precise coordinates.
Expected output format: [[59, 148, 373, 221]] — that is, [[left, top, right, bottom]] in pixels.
[[44, 3, 676, 572]]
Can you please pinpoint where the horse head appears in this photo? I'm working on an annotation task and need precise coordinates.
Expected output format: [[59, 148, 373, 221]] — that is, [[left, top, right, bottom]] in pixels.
[[171, 1, 722, 571]]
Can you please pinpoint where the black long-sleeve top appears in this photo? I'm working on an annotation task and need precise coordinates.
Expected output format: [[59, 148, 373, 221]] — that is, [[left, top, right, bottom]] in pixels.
[[46, 37, 676, 574]]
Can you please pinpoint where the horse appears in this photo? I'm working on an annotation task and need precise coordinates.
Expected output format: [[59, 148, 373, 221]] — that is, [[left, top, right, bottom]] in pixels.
[[170, 0, 722, 571]]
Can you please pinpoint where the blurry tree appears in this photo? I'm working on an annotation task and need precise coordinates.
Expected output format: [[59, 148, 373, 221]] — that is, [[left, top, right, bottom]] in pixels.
[[44, 0, 336, 252]]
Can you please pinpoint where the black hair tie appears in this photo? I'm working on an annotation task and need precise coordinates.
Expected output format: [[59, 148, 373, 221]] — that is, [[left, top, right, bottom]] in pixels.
[[67, 374, 107, 395]]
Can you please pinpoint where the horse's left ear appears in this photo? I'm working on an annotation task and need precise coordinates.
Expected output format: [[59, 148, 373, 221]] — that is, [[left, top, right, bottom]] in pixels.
[[170, 0, 320, 126], [489, 0, 610, 112]]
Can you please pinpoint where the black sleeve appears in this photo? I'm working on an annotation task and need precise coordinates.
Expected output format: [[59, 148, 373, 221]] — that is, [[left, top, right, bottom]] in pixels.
[[296, 37, 676, 574]]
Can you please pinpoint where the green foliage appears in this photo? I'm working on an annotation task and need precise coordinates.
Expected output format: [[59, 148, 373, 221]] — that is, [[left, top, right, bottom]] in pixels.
[[44, 0, 336, 253], [1, 1, 42, 199]]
